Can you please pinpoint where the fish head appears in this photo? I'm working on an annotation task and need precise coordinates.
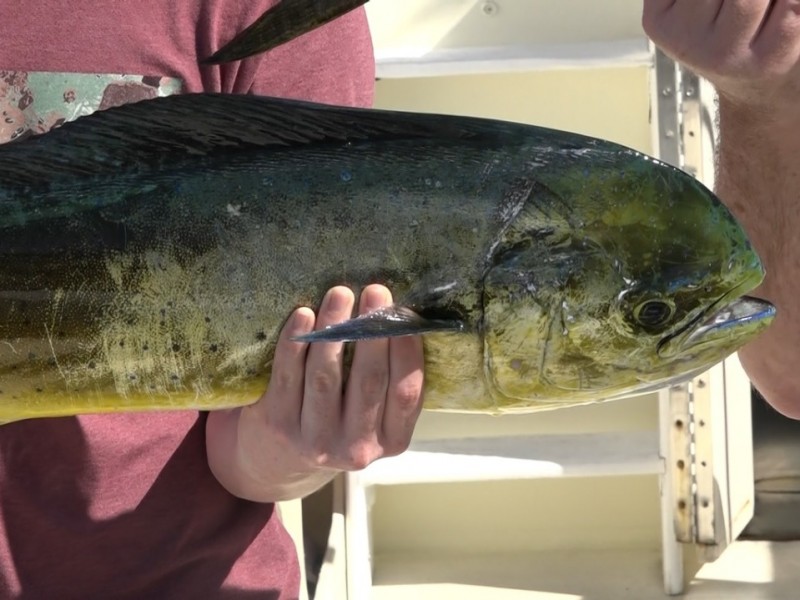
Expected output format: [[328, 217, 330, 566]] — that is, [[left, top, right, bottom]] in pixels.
[[482, 152, 775, 410]]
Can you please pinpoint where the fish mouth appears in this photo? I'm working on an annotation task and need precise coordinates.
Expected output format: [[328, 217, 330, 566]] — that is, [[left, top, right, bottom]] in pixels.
[[657, 294, 775, 358]]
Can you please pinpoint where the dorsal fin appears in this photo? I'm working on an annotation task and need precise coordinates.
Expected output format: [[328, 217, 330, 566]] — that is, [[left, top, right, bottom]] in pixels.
[[0, 93, 527, 191]]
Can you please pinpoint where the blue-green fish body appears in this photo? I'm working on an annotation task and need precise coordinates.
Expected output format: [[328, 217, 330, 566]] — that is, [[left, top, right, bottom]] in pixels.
[[0, 94, 774, 422]]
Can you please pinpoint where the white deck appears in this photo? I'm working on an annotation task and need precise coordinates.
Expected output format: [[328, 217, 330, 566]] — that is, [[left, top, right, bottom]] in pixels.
[[371, 541, 800, 600], [360, 431, 662, 486]]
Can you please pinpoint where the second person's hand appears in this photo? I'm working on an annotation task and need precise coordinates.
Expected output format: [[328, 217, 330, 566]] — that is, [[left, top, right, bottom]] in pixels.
[[643, 0, 800, 113]]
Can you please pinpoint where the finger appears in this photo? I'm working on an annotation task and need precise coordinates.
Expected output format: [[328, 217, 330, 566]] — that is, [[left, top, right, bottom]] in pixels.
[[256, 307, 315, 430], [642, 0, 673, 41], [342, 285, 392, 445], [643, 1, 723, 57], [380, 333, 425, 457], [300, 286, 355, 449], [716, 0, 773, 48], [644, 0, 722, 31], [753, 0, 800, 66], [674, 0, 725, 24], [642, 0, 678, 34]]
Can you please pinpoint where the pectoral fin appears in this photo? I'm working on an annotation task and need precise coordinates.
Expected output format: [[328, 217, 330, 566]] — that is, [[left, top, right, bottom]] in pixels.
[[202, 0, 369, 64], [292, 306, 465, 342]]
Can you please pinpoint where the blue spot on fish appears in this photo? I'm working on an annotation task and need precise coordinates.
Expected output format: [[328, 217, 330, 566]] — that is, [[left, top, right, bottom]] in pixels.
[[340, 170, 352, 182]]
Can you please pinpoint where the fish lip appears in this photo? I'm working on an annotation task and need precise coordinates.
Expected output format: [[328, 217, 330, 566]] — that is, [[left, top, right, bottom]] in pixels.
[[681, 295, 775, 346], [656, 263, 770, 358], [657, 293, 775, 358]]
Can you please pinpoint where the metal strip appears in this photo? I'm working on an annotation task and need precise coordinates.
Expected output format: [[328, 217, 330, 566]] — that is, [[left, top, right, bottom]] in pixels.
[[655, 49, 681, 169], [692, 374, 716, 544], [667, 382, 696, 543], [680, 67, 702, 179]]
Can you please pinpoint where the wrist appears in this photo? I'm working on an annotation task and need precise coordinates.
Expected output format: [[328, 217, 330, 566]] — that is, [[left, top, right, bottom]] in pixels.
[[206, 407, 337, 503], [717, 94, 800, 137]]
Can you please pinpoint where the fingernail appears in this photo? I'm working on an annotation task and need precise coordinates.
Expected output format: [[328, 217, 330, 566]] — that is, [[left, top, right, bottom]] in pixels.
[[362, 286, 390, 311], [324, 288, 349, 312], [291, 308, 314, 334]]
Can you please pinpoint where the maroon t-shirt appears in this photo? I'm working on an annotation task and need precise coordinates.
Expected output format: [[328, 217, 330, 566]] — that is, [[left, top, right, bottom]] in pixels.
[[0, 2, 374, 598]]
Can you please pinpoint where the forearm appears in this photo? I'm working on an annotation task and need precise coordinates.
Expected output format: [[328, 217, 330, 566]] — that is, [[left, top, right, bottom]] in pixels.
[[205, 407, 336, 503], [716, 99, 800, 416]]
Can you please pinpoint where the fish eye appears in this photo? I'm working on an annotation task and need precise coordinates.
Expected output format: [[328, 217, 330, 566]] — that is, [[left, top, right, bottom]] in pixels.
[[633, 299, 675, 329]]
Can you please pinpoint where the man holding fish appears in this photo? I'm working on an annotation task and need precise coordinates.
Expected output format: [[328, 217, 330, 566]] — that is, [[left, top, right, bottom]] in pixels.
[[0, 0, 796, 598], [0, 1, 423, 597]]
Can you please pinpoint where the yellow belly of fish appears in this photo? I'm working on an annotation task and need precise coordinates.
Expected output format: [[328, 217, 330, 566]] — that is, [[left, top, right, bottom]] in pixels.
[[0, 332, 494, 422], [1, 329, 598, 422], [0, 377, 262, 423]]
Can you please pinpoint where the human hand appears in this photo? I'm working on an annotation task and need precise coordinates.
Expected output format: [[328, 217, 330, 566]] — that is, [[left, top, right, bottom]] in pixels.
[[642, 2, 800, 418], [643, 1, 800, 116], [206, 284, 425, 502]]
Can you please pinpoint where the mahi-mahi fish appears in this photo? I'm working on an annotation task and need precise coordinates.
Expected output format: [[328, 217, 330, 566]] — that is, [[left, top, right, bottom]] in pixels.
[[0, 94, 775, 422]]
